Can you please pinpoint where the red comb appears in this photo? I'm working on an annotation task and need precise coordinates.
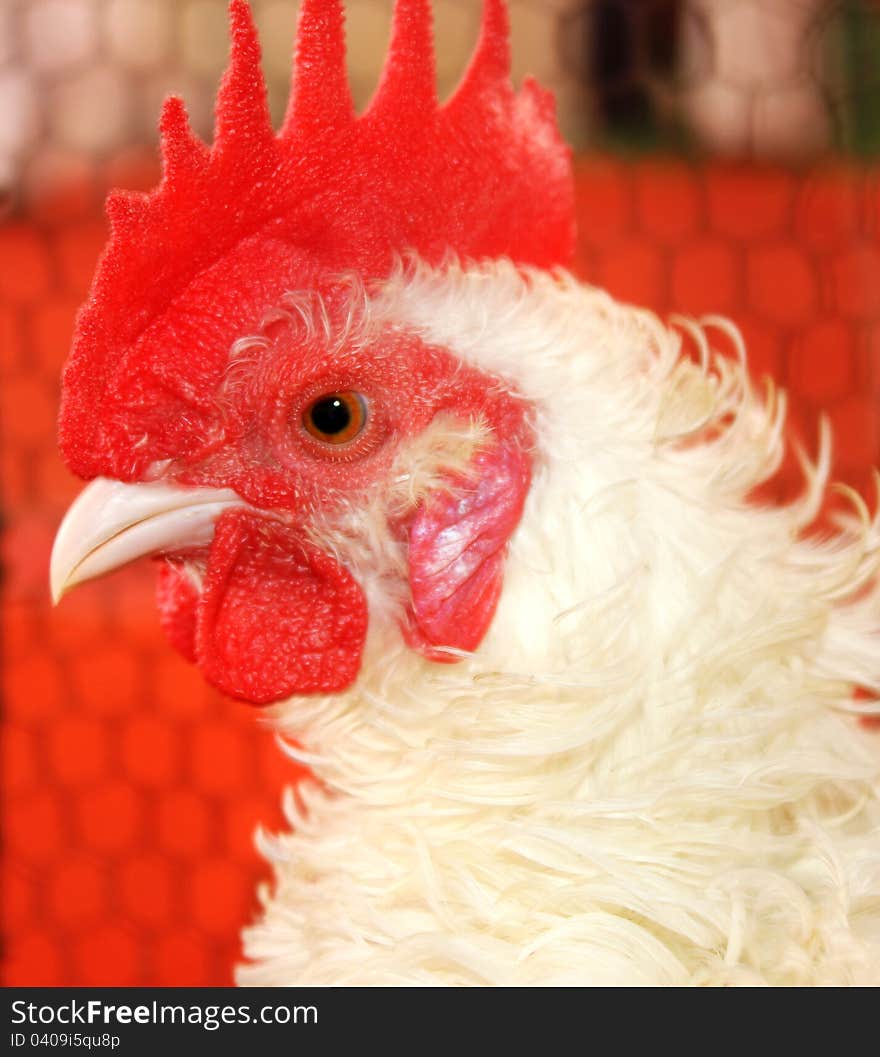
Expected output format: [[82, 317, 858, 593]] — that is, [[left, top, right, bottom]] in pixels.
[[60, 0, 575, 480]]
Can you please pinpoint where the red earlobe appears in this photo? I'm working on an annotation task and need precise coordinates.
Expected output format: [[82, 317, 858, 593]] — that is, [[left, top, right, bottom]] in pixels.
[[404, 440, 531, 661]]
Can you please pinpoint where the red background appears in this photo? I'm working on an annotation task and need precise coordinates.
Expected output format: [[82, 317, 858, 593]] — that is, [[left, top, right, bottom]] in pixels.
[[2, 157, 879, 984]]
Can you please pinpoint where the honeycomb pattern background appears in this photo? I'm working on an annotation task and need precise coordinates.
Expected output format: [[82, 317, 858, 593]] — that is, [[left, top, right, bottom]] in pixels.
[[3, 0, 880, 206], [2, 1, 880, 986]]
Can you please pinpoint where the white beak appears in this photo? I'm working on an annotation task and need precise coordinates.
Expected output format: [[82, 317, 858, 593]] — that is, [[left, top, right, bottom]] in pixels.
[[50, 477, 245, 604]]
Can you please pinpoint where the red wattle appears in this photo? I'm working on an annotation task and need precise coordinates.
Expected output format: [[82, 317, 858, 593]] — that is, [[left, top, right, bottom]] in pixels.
[[156, 509, 367, 704]]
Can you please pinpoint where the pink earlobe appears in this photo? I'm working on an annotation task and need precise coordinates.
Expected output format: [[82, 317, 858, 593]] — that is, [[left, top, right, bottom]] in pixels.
[[404, 440, 531, 661]]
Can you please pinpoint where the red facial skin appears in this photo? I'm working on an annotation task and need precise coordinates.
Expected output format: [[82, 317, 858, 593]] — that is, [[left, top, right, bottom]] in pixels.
[[139, 298, 533, 704]]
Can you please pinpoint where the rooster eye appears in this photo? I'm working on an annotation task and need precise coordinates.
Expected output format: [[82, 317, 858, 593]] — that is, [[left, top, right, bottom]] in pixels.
[[303, 391, 368, 445]]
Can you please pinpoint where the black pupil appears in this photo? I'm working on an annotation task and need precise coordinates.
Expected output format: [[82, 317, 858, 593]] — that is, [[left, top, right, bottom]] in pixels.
[[310, 395, 351, 435]]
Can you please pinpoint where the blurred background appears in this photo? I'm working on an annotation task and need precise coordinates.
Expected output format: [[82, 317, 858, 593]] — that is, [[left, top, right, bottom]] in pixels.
[[2, 0, 879, 985]]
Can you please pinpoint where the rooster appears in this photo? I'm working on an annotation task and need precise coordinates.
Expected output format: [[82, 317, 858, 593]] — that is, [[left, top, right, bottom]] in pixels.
[[51, 0, 880, 985]]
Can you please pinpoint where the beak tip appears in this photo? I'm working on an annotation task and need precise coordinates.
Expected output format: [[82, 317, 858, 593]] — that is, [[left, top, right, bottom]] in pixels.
[[49, 565, 69, 605]]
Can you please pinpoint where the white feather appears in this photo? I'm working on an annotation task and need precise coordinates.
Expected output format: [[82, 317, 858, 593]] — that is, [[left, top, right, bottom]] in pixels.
[[239, 258, 880, 986]]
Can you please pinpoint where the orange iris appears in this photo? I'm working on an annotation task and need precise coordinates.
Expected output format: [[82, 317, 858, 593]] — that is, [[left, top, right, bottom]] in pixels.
[[303, 391, 368, 445]]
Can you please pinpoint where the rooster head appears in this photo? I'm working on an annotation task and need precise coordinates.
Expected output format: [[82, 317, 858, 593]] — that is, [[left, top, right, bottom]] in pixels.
[[51, 0, 575, 704]]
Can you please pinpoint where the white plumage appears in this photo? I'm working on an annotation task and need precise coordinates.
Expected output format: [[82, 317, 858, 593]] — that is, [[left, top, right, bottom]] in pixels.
[[237, 258, 880, 985]]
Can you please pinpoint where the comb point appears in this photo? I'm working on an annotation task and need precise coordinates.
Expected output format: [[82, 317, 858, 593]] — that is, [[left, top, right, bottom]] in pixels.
[[520, 76, 557, 125], [371, 0, 437, 116], [453, 0, 511, 104], [215, 0, 273, 149], [159, 96, 207, 177], [285, 0, 353, 136], [105, 189, 147, 237]]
